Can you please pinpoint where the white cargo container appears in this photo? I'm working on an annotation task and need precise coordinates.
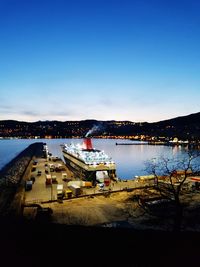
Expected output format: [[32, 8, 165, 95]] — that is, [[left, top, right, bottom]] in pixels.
[[57, 184, 64, 199], [57, 184, 63, 191], [69, 184, 81, 197], [68, 180, 82, 187], [67, 180, 92, 188]]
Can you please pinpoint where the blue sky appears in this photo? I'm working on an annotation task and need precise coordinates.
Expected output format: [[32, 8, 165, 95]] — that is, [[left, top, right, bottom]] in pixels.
[[0, 0, 200, 122]]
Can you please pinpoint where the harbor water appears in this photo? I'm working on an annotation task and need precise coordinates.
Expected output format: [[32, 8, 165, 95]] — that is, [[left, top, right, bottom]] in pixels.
[[0, 138, 191, 180]]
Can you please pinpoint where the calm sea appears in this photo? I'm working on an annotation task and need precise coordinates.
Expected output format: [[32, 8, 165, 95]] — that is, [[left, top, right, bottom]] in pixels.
[[0, 138, 188, 179]]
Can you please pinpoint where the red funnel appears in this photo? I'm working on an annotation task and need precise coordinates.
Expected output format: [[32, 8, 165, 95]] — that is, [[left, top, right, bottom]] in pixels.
[[83, 138, 93, 150]]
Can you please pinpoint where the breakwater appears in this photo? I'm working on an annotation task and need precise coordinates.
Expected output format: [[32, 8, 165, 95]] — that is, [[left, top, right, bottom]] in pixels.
[[0, 142, 45, 217], [116, 142, 148, 145]]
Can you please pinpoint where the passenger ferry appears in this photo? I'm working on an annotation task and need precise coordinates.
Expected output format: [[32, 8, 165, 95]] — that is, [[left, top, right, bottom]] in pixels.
[[61, 138, 116, 184]]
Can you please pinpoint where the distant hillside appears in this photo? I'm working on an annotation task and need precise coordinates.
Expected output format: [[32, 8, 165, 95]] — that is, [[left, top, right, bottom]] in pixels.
[[141, 112, 200, 140], [0, 112, 200, 140], [155, 112, 200, 127]]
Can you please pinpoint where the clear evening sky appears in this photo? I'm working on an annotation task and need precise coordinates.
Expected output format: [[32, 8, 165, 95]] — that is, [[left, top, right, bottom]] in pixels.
[[0, 0, 200, 122]]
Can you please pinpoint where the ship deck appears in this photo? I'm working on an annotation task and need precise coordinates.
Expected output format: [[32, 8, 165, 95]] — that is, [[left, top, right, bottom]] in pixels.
[[62, 150, 116, 172]]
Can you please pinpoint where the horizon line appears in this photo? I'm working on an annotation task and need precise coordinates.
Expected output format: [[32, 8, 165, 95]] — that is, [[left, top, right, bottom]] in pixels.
[[0, 111, 199, 124]]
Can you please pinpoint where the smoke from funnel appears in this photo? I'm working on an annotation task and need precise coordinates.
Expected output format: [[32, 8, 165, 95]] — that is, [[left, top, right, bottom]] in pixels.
[[85, 125, 100, 137], [85, 124, 103, 137]]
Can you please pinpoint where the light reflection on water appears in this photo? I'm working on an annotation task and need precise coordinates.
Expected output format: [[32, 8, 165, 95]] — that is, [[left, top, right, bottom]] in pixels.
[[0, 138, 190, 180]]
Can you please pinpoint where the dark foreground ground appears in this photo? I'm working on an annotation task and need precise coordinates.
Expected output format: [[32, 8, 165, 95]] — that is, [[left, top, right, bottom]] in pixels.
[[0, 219, 200, 267]]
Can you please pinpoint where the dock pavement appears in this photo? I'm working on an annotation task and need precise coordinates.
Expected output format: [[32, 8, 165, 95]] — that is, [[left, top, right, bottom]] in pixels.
[[24, 156, 154, 204]]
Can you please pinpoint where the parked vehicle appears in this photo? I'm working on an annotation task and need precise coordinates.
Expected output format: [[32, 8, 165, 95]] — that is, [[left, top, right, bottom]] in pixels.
[[52, 175, 57, 183], [62, 172, 68, 181], [30, 176, 35, 184], [46, 174, 52, 185], [49, 164, 55, 172], [25, 180, 33, 191]]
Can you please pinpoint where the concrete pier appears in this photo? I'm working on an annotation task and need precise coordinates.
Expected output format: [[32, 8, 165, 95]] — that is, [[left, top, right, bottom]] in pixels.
[[23, 154, 153, 205], [0, 142, 45, 217]]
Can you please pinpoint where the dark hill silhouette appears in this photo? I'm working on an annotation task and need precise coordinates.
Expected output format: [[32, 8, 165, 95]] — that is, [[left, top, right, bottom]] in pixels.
[[0, 112, 200, 140], [144, 112, 200, 140]]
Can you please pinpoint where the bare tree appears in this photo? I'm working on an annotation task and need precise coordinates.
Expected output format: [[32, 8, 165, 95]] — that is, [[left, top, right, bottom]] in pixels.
[[144, 150, 200, 231]]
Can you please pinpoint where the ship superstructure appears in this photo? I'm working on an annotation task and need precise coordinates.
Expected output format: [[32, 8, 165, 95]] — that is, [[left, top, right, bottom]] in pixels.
[[61, 138, 116, 184]]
